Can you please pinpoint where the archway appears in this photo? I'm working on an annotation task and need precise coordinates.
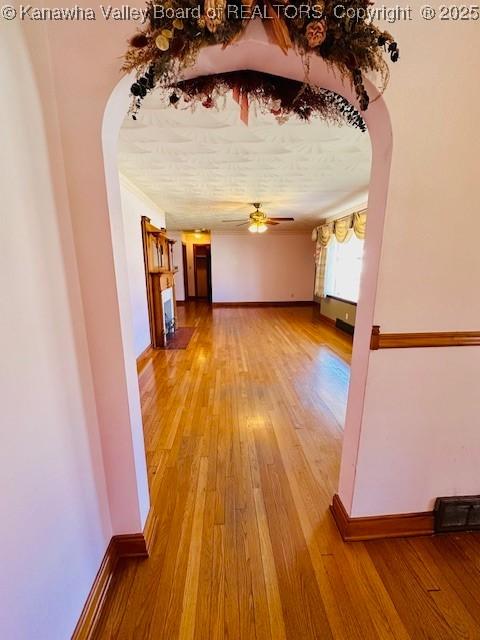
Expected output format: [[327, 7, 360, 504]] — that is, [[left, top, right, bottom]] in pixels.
[[102, 18, 393, 529]]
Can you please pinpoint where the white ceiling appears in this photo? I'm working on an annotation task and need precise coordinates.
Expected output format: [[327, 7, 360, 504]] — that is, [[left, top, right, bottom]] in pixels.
[[118, 90, 372, 232]]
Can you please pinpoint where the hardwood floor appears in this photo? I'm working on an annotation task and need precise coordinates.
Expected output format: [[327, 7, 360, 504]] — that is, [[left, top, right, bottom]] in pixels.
[[94, 303, 480, 639]]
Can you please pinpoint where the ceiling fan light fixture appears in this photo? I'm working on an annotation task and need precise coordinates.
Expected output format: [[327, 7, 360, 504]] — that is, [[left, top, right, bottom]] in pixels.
[[257, 223, 268, 233], [248, 223, 259, 233]]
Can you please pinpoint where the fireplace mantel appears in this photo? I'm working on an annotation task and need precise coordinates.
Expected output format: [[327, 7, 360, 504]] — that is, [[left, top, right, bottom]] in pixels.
[[141, 216, 178, 348]]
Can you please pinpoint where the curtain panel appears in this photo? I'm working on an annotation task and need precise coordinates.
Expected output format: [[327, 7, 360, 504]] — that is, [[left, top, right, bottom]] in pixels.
[[318, 222, 334, 248], [353, 211, 367, 239], [314, 242, 328, 299], [313, 210, 367, 298]]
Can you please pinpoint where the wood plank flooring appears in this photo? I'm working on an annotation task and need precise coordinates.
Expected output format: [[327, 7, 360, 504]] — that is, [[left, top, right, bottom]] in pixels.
[[94, 303, 480, 639]]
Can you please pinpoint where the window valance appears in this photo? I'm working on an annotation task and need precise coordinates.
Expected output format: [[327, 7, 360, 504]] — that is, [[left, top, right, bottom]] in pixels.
[[315, 210, 367, 247]]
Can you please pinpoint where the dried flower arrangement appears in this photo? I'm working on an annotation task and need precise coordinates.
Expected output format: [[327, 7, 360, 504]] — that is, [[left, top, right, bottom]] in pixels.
[[124, 0, 399, 124], [164, 70, 367, 131]]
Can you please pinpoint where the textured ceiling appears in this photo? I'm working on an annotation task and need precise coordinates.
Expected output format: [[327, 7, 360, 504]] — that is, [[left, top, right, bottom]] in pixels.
[[118, 90, 372, 232]]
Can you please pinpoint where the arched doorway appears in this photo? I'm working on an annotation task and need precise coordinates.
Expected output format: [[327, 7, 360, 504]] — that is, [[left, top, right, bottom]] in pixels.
[[100, 19, 392, 532]]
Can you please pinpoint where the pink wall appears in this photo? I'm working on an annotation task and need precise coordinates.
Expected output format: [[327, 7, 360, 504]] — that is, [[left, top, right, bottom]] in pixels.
[[0, 21, 111, 638], [352, 348, 480, 516], [211, 233, 315, 302], [344, 15, 480, 517], [46, 33, 151, 535], [102, 75, 151, 529]]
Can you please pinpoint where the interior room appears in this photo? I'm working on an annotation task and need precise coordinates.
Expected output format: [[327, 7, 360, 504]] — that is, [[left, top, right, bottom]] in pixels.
[[2, 7, 480, 640], [117, 87, 371, 320]]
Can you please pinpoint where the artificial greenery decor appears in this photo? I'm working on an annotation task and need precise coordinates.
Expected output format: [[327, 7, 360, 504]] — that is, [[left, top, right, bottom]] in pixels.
[[124, 0, 399, 124]]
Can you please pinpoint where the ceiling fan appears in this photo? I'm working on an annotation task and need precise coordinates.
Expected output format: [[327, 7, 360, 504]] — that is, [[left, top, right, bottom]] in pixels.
[[222, 203, 294, 233]]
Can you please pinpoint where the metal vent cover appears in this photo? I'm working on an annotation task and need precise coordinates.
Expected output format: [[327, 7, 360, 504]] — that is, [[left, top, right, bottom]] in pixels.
[[335, 318, 355, 336], [434, 496, 480, 533]]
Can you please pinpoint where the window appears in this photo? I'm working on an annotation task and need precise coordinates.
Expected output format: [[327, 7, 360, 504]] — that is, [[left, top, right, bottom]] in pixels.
[[324, 234, 364, 303]]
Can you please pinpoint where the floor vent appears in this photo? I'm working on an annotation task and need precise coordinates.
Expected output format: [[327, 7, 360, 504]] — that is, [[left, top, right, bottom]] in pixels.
[[434, 496, 480, 533], [335, 318, 355, 336]]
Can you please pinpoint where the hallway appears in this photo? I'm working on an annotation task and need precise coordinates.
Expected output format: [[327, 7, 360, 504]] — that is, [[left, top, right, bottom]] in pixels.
[[94, 304, 480, 639]]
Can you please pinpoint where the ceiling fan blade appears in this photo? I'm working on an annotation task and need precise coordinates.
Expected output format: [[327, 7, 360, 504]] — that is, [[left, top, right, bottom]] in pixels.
[[236, 222, 250, 227], [222, 219, 249, 222], [265, 220, 280, 226], [215, 200, 252, 206], [268, 217, 295, 221]]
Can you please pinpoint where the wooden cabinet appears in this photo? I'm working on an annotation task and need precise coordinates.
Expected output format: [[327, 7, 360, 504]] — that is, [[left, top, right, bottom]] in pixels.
[[141, 216, 177, 348]]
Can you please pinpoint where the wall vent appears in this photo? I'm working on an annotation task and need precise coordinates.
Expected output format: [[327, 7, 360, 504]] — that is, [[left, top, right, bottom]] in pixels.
[[335, 318, 355, 336], [434, 495, 480, 533]]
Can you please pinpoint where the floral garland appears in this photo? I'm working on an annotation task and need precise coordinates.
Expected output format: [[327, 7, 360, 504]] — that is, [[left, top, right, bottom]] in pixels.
[[124, 0, 399, 122], [162, 70, 367, 131]]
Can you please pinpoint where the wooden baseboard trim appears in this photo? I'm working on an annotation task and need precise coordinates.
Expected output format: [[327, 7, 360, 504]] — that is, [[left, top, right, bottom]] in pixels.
[[318, 312, 336, 326], [71, 539, 118, 640], [114, 533, 149, 558], [136, 345, 154, 374], [371, 325, 480, 350], [72, 509, 155, 639], [143, 506, 159, 554], [330, 494, 434, 542], [137, 344, 153, 360], [212, 301, 314, 308]]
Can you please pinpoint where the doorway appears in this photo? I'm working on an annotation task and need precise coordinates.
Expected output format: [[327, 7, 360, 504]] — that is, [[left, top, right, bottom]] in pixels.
[[182, 242, 189, 300], [193, 244, 212, 302], [101, 32, 393, 542]]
